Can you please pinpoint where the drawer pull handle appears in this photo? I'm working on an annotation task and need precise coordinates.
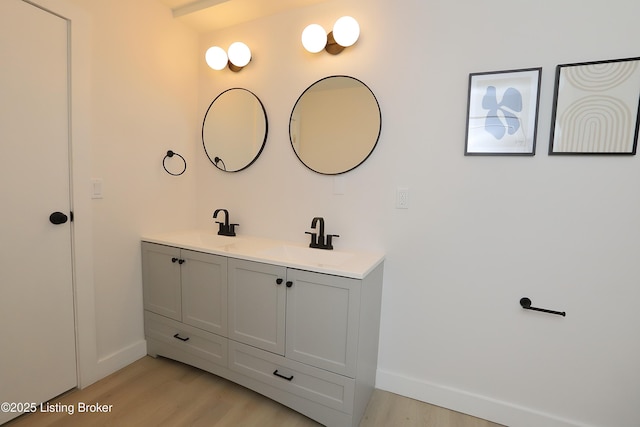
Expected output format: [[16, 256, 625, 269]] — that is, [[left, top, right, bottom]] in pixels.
[[273, 370, 294, 381], [173, 333, 190, 342]]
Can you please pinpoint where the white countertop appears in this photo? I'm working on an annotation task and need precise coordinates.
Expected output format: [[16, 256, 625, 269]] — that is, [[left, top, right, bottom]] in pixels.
[[141, 229, 384, 279]]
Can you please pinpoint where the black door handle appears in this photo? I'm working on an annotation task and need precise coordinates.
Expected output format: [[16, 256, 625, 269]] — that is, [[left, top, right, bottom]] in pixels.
[[49, 212, 68, 225]]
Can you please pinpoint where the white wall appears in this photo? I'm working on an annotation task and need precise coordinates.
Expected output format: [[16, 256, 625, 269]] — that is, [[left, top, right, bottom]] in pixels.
[[63, 0, 199, 375], [30, 0, 638, 425], [196, 1, 640, 426]]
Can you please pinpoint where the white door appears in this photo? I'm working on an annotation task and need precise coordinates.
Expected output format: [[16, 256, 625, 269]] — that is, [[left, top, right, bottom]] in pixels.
[[0, 0, 77, 423]]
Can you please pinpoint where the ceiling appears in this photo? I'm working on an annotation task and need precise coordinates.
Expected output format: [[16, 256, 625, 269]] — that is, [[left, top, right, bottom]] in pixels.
[[156, 0, 329, 33]]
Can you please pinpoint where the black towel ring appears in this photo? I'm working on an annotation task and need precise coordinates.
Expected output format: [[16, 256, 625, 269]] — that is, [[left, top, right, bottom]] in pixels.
[[163, 150, 186, 176]]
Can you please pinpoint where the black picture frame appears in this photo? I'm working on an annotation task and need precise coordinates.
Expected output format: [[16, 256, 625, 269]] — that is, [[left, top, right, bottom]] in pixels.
[[465, 68, 542, 156], [549, 57, 640, 155]]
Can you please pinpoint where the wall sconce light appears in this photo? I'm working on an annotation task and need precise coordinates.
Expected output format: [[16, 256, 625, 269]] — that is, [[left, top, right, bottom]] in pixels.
[[205, 41, 252, 72], [302, 16, 360, 55]]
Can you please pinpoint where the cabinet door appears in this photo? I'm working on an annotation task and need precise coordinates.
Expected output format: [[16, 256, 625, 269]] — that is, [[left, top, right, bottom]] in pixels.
[[228, 259, 286, 355], [181, 249, 228, 336], [142, 242, 181, 321], [285, 269, 360, 378]]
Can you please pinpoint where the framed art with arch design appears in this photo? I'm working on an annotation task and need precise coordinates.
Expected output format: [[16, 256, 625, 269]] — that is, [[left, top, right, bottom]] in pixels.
[[549, 57, 640, 155]]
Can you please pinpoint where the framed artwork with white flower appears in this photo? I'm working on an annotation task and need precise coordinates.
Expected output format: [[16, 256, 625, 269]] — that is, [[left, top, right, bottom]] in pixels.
[[465, 67, 542, 155]]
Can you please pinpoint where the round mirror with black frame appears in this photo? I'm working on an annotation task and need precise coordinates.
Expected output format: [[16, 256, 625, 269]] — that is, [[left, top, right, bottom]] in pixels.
[[202, 88, 268, 172], [289, 75, 381, 175]]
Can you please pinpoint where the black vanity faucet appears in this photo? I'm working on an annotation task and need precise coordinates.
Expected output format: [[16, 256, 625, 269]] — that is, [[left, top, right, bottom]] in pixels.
[[311, 217, 325, 246], [306, 217, 339, 250], [213, 208, 238, 236]]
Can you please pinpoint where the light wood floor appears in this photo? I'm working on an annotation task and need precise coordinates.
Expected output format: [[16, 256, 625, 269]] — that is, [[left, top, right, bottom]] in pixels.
[[6, 356, 503, 427]]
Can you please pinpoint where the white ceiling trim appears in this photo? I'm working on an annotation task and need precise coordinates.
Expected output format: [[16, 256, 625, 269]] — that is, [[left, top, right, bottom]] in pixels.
[[172, 0, 230, 18]]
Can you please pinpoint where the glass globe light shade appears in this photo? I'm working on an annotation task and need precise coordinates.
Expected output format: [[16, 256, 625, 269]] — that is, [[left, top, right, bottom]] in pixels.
[[205, 46, 228, 70], [332, 16, 360, 47], [228, 42, 251, 68], [301, 24, 327, 53]]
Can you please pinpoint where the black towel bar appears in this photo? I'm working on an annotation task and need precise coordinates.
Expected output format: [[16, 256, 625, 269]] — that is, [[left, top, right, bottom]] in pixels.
[[520, 297, 566, 317]]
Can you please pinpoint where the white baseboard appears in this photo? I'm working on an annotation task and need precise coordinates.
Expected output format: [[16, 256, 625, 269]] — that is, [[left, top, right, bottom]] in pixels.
[[375, 369, 592, 427], [93, 339, 148, 383]]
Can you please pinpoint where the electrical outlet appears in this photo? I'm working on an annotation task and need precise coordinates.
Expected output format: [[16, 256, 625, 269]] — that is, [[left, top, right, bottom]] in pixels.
[[396, 187, 409, 209]]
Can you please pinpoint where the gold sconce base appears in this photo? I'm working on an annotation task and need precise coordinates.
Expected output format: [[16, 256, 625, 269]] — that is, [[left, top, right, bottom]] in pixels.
[[325, 31, 345, 55], [228, 58, 252, 72], [228, 61, 243, 72]]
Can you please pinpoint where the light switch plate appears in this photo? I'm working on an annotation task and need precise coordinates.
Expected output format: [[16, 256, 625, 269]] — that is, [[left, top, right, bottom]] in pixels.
[[91, 179, 103, 199], [396, 187, 409, 209]]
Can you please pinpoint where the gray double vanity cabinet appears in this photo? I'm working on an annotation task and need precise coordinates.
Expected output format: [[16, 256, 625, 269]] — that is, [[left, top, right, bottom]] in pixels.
[[141, 230, 384, 427]]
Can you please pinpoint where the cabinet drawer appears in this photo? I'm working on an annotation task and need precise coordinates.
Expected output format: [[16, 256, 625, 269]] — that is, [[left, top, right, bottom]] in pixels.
[[229, 341, 354, 414], [145, 311, 228, 368]]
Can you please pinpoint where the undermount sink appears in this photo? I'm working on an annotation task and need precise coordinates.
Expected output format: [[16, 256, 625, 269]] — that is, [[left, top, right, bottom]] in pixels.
[[192, 232, 238, 247], [259, 244, 355, 267]]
